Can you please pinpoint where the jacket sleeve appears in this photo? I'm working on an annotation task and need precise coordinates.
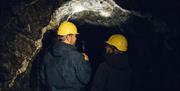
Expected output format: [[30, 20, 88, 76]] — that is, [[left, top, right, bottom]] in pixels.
[[73, 53, 91, 85], [91, 63, 109, 91]]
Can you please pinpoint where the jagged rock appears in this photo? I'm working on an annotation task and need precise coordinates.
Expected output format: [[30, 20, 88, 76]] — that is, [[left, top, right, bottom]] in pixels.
[[0, 0, 179, 91], [0, 0, 64, 90]]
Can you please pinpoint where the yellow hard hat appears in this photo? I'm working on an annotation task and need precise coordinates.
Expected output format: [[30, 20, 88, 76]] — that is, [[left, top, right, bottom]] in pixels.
[[105, 34, 128, 52], [57, 21, 79, 35]]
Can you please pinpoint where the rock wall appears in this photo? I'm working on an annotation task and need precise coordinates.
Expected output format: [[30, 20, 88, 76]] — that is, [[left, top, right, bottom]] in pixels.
[[0, 0, 179, 91], [0, 0, 66, 90]]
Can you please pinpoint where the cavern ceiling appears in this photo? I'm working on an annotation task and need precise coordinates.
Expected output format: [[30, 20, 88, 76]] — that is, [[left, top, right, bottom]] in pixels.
[[0, 0, 179, 91]]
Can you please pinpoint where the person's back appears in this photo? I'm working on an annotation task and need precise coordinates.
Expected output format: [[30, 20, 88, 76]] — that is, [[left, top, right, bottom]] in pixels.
[[91, 34, 132, 91], [91, 53, 132, 91], [40, 21, 91, 91]]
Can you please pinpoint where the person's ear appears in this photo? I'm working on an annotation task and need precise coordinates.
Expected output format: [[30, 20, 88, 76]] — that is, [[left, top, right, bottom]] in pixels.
[[66, 35, 70, 42], [68, 35, 73, 42]]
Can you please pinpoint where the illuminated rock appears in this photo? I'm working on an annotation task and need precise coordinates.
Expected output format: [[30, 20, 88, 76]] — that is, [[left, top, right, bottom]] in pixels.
[[0, 0, 179, 91]]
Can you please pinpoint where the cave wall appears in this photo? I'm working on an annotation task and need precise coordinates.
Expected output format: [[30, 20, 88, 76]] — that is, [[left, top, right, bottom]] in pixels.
[[0, 0, 66, 90], [0, 0, 180, 91]]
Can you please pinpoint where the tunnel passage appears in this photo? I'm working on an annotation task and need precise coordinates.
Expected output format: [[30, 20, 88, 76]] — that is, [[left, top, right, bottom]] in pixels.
[[0, 0, 179, 90], [76, 23, 126, 73]]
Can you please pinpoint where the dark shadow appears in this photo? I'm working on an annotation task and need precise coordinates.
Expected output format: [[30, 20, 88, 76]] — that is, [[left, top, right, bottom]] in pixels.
[[30, 29, 56, 91]]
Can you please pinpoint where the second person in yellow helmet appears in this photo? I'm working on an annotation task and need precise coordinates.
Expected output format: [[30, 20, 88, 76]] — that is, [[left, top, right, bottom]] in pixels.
[[40, 21, 91, 91], [91, 34, 132, 91]]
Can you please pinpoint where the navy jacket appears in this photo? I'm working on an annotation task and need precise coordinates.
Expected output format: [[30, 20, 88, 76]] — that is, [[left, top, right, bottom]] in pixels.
[[40, 40, 91, 91], [91, 53, 132, 91]]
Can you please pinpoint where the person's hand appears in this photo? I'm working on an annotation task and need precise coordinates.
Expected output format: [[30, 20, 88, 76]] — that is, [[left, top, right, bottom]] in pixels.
[[82, 53, 89, 61]]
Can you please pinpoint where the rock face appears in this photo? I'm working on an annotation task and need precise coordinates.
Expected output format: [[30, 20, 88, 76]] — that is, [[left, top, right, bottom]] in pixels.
[[0, 0, 65, 90], [0, 0, 179, 91]]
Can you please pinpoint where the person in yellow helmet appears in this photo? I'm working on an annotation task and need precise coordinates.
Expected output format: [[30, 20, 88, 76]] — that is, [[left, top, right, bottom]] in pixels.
[[91, 34, 132, 91], [40, 21, 91, 91]]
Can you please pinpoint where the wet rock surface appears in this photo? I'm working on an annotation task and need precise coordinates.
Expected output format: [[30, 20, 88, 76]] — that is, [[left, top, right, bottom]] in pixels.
[[0, 0, 180, 91], [0, 0, 65, 90]]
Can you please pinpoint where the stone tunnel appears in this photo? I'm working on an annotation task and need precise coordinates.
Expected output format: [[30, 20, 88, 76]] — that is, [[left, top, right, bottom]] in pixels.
[[0, 0, 180, 91]]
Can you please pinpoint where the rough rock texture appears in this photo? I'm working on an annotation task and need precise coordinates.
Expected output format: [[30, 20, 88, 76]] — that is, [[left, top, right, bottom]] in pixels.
[[0, 0, 179, 91], [0, 0, 66, 90]]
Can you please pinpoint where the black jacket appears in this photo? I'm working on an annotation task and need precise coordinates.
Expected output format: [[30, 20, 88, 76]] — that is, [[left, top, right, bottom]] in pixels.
[[91, 53, 132, 91], [40, 40, 91, 91]]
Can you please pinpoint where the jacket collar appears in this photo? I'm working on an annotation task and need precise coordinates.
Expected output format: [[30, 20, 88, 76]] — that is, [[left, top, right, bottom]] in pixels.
[[51, 39, 77, 56]]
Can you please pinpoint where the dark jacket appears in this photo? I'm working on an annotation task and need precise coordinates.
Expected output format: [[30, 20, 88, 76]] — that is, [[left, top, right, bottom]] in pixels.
[[91, 53, 132, 91], [40, 40, 91, 91]]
